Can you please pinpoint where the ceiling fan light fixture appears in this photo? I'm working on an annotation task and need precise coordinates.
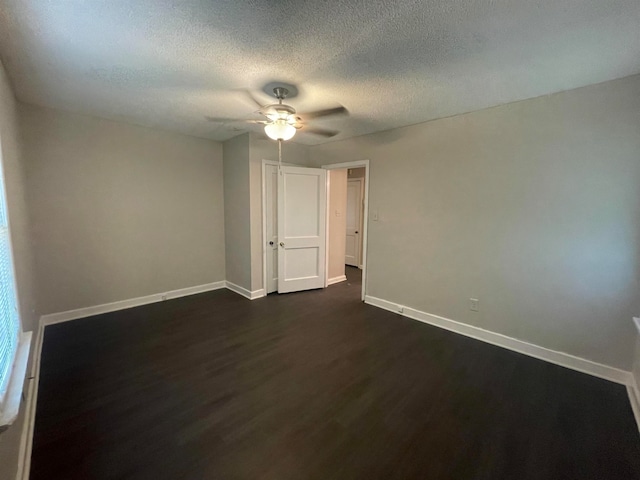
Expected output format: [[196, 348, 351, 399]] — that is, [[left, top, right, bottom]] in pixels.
[[264, 120, 296, 141]]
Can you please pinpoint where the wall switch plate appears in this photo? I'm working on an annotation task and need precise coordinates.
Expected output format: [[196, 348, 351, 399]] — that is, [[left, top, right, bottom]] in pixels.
[[469, 298, 479, 312]]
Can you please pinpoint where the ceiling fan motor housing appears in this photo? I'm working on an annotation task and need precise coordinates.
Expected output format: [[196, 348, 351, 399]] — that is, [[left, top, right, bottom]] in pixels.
[[261, 103, 296, 122]]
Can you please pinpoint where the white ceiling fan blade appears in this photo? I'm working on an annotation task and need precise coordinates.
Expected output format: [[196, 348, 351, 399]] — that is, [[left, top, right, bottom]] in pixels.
[[302, 126, 339, 137], [205, 116, 267, 125], [205, 116, 239, 123], [299, 106, 348, 120], [233, 88, 265, 109]]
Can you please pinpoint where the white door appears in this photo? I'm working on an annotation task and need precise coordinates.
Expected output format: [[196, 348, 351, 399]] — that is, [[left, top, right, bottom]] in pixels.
[[265, 164, 279, 294], [277, 166, 327, 293], [345, 179, 362, 267]]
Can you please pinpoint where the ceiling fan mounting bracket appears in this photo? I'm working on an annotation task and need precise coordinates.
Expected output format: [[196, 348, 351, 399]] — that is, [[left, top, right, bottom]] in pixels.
[[262, 82, 299, 100], [273, 87, 289, 101]]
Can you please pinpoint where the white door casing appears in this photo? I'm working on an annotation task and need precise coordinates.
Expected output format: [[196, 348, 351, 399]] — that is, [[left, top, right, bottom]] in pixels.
[[322, 160, 369, 302], [345, 178, 363, 267], [265, 164, 278, 294], [277, 166, 327, 293]]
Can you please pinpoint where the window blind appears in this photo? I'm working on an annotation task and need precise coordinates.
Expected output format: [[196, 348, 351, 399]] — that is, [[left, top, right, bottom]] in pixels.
[[0, 163, 19, 403]]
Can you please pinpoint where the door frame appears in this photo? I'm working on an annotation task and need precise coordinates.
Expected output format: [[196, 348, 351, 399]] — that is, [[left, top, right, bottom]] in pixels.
[[322, 160, 370, 302], [345, 177, 364, 268]]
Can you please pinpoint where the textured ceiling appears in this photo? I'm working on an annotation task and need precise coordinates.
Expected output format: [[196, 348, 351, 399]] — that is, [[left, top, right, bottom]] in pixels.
[[0, 0, 639, 145]]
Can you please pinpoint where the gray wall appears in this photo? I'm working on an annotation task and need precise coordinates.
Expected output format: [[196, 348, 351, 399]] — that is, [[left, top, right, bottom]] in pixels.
[[0, 58, 36, 480], [223, 134, 251, 290], [310, 74, 640, 370], [21, 104, 225, 315], [223, 133, 311, 293]]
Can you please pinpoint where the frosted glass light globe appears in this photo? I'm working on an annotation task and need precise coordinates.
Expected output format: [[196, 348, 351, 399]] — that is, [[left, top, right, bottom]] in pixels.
[[264, 120, 296, 141]]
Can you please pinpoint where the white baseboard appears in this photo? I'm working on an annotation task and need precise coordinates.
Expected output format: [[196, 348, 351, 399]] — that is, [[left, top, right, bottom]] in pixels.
[[627, 385, 640, 434], [364, 295, 633, 386], [15, 279, 238, 479], [0, 332, 31, 427], [15, 321, 45, 480], [630, 317, 640, 433], [18, 287, 635, 480], [225, 281, 265, 300], [40, 281, 226, 326], [327, 275, 347, 286]]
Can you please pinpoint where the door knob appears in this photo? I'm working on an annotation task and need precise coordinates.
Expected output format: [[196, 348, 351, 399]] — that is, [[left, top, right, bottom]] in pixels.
[[280, 242, 285, 247], [269, 241, 274, 246], [355, 231, 359, 234]]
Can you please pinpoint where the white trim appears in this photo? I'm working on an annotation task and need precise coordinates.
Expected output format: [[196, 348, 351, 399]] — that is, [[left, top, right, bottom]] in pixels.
[[327, 275, 347, 286], [322, 160, 370, 302], [251, 288, 266, 299], [0, 331, 31, 427], [0, 145, 27, 354], [40, 281, 226, 326], [364, 295, 634, 386], [13, 280, 252, 479], [261, 160, 271, 296], [631, 317, 640, 433], [0, 146, 29, 430], [324, 170, 331, 287], [322, 160, 370, 170], [13, 289, 636, 478], [15, 323, 43, 480], [225, 281, 265, 300], [627, 385, 640, 434]]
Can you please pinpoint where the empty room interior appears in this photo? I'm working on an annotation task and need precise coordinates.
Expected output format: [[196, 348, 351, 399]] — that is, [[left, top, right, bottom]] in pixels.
[[0, 1, 640, 479]]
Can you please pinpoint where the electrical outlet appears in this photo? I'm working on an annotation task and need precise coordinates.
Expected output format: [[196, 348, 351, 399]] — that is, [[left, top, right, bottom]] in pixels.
[[372, 210, 379, 221], [469, 298, 479, 312]]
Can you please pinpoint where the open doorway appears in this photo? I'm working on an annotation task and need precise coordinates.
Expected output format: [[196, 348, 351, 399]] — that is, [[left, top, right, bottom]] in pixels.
[[346, 169, 365, 269], [323, 161, 369, 301], [262, 159, 369, 300], [326, 168, 365, 296]]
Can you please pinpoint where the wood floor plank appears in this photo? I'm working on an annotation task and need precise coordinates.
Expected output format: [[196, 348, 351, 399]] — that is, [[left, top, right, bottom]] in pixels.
[[31, 268, 640, 479]]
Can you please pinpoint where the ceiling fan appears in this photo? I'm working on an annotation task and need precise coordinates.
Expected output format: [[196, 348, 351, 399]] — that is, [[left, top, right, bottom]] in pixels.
[[206, 86, 348, 141]]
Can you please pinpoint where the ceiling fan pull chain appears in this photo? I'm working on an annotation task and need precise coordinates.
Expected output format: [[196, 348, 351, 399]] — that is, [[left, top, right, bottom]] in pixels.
[[278, 139, 283, 175]]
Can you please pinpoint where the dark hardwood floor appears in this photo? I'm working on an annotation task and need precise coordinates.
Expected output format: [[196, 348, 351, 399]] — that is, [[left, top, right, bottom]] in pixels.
[[32, 268, 640, 479]]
